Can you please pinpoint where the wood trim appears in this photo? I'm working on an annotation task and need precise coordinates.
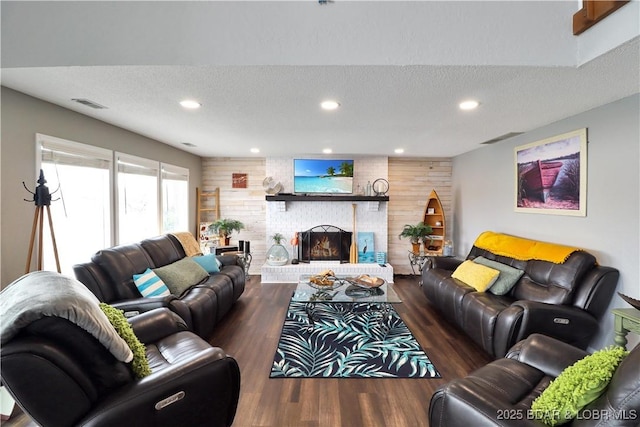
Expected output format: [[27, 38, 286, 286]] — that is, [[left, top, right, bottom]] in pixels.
[[573, 0, 629, 35]]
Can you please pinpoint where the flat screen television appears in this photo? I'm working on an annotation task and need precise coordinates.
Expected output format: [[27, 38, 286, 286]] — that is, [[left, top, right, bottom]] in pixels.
[[293, 159, 354, 194]]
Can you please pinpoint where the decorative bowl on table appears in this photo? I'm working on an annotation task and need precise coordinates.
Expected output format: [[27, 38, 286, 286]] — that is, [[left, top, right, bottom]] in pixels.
[[346, 274, 385, 288]]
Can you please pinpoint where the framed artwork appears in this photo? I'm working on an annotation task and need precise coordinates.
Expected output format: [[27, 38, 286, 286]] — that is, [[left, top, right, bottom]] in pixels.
[[357, 232, 375, 263], [232, 173, 247, 189], [515, 128, 587, 216]]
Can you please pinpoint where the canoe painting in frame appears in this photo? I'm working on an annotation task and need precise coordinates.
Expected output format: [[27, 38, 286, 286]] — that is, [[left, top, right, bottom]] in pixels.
[[515, 128, 587, 216]]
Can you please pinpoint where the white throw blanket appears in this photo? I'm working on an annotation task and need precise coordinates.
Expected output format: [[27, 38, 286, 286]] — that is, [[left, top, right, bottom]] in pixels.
[[0, 271, 133, 363]]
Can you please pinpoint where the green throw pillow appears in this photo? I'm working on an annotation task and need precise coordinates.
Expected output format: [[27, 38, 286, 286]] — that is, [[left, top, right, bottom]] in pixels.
[[99, 303, 151, 379], [531, 345, 628, 426], [152, 257, 209, 296], [473, 256, 524, 295]]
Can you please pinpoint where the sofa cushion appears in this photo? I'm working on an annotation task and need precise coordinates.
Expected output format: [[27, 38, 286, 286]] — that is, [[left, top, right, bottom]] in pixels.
[[191, 254, 220, 273], [473, 256, 524, 296], [153, 258, 209, 296], [452, 260, 500, 292], [531, 345, 628, 425], [133, 268, 171, 298]]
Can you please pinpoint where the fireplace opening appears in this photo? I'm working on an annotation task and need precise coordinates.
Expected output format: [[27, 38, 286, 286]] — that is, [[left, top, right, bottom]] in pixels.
[[298, 225, 352, 263]]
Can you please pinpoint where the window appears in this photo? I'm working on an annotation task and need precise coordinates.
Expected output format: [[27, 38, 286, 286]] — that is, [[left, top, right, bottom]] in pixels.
[[161, 163, 189, 233], [573, 0, 629, 35], [36, 135, 191, 273], [37, 134, 113, 276], [116, 153, 160, 244]]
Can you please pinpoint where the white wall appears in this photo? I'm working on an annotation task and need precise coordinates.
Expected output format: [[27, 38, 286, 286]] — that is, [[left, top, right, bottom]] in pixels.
[[452, 94, 640, 349], [1, 87, 203, 287]]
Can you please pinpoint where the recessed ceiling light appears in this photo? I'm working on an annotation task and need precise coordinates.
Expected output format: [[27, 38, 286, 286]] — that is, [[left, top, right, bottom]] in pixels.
[[459, 100, 480, 111], [320, 100, 340, 110], [180, 99, 201, 109], [322, 148, 333, 154], [394, 148, 405, 154], [250, 148, 260, 153]]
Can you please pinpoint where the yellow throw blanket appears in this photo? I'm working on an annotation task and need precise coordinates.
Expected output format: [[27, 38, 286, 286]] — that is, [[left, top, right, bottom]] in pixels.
[[474, 231, 581, 264], [172, 231, 203, 257]]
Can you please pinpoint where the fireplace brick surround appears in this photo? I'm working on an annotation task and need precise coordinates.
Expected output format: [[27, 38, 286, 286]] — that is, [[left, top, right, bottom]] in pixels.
[[262, 156, 392, 283]]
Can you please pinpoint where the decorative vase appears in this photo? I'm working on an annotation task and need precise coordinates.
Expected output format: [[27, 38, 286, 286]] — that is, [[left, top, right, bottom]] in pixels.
[[411, 242, 421, 254], [266, 244, 290, 266]]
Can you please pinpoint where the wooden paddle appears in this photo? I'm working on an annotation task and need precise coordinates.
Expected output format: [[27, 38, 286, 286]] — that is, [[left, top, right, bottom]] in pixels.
[[350, 203, 358, 263]]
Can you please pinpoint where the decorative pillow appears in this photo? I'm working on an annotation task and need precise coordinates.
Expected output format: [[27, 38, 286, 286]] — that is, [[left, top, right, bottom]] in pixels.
[[473, 256, 524, 295], [531, 345, 629, 426], [191, 254, 220, 273], [451, 260, 500, 292], [152, 257, 209, 296], [99, 303, 151, 379], [133, 268, 171, 297]]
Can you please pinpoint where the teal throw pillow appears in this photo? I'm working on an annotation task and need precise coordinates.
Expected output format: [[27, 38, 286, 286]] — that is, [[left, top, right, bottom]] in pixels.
[[191, 254, 220, 273], [152, 257, 209, 296], [99, 303, 151, 379], [473, 256, 524, 295], [531, 345, 629, 426], [133, 268, 171, 297]]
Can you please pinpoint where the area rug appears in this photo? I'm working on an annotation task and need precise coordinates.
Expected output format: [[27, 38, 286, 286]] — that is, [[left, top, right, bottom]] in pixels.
[[270, 301, 440, 378]]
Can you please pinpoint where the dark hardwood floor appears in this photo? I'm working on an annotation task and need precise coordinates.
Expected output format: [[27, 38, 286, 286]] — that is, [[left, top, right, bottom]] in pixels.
[[4, 275, 492, 427]]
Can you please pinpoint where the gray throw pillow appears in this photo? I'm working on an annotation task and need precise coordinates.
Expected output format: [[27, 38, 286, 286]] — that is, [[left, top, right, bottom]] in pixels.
[[152, 258, 209, 296], [473, 256, 524, 295]]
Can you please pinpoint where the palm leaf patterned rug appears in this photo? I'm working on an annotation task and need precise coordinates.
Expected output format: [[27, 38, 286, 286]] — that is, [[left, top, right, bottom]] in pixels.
[[270, 302, 440, 378]]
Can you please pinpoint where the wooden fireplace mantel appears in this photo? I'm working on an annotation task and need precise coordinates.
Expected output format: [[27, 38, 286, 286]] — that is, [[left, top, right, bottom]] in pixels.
[[265, 195, 389, 202], [265, 194, 388, 212]]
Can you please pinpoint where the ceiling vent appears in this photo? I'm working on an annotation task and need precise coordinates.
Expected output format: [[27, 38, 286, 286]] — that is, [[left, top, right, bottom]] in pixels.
[[181, 142, 197, 147], [480, 132, 523, 145], [71, 98, 107, 109]]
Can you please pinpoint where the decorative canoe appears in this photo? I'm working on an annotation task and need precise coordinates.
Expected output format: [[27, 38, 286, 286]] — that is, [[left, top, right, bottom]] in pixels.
[[520, 160, 563, 202]]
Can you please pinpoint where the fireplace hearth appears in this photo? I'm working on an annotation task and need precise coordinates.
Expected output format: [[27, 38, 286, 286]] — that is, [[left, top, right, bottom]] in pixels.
[[298, 225, 352, 263]]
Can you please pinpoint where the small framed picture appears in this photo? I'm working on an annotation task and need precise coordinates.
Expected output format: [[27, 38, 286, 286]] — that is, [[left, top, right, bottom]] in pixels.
[[427, 208, 435, 214]]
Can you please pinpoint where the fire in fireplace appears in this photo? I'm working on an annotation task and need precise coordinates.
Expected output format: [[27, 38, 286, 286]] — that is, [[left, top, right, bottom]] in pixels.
[[298, 225, 352, 263]]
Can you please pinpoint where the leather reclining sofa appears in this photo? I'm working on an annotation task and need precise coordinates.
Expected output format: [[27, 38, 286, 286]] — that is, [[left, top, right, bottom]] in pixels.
[[421, 231, 619, 358], [74, 234, 245, 339], [429, 334, 640, 426]]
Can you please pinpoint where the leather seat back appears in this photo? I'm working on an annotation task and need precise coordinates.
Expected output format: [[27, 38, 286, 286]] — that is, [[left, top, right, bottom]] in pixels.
[[91, 243, 155, 300], [468, 247, 596, 305], [140, 234, 185, 267]]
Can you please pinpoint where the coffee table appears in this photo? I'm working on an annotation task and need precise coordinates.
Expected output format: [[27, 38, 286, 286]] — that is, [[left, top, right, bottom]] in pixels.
[[293, 275, 402, 332]]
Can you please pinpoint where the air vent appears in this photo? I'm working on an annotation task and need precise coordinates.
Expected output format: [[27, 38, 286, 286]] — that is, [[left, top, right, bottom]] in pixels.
[[71, 98, 107, 109], [181, 142, 197, 147], [480, 132, 523, 145]]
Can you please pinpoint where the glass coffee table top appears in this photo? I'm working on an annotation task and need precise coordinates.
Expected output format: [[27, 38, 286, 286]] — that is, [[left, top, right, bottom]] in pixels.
[[293, 275, 401, 304]]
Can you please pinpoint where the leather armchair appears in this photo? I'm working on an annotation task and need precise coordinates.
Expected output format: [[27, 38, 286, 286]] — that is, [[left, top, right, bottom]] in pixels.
[[429, 334, 640, 426], [1, 308, 241, 427]]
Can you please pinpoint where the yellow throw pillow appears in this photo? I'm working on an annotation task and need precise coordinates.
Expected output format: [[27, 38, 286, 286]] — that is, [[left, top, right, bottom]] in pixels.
[[451, 260, 500, 292]]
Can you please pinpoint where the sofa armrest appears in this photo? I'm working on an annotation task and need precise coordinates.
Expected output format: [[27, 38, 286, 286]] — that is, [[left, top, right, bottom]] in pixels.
[[128, 308, 189, 343], [111, 297, 192, 329], [493, 300, 598, 357], [505, 334, 588, 378], [78, 345, 240, 427], [218, 253, 240, 267]]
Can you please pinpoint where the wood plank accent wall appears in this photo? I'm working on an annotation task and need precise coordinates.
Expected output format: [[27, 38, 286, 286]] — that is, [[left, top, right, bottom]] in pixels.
[[202, 156, 452, 276], [202, 157, 266, 273], [388, 158, 452, 274]]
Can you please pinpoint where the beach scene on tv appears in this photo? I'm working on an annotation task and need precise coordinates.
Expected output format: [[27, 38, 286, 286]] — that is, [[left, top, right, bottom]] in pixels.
[[294, 159, 354, 193]]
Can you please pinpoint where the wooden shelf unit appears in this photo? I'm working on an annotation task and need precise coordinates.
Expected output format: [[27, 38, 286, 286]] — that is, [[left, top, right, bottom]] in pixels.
[[196, 187, 220, 244], [423, 189, 446, 255]]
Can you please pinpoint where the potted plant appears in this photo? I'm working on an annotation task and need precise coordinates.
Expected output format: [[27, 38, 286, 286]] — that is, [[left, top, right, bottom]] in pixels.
[[398, 222, 433, 253], [208, 218, 245, 246], [266, 233, 290, 266]]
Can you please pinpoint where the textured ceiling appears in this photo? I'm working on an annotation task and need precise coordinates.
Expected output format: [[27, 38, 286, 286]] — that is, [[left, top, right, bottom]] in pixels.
[[2, 1, 639, 158]]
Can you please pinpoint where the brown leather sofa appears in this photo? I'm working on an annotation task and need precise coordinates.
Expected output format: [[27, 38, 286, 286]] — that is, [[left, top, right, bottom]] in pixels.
[[429, 334, 640, 426], [74, 234, 245, 339], [2, 308, 241, 427], [421, 232, 618, 357]]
